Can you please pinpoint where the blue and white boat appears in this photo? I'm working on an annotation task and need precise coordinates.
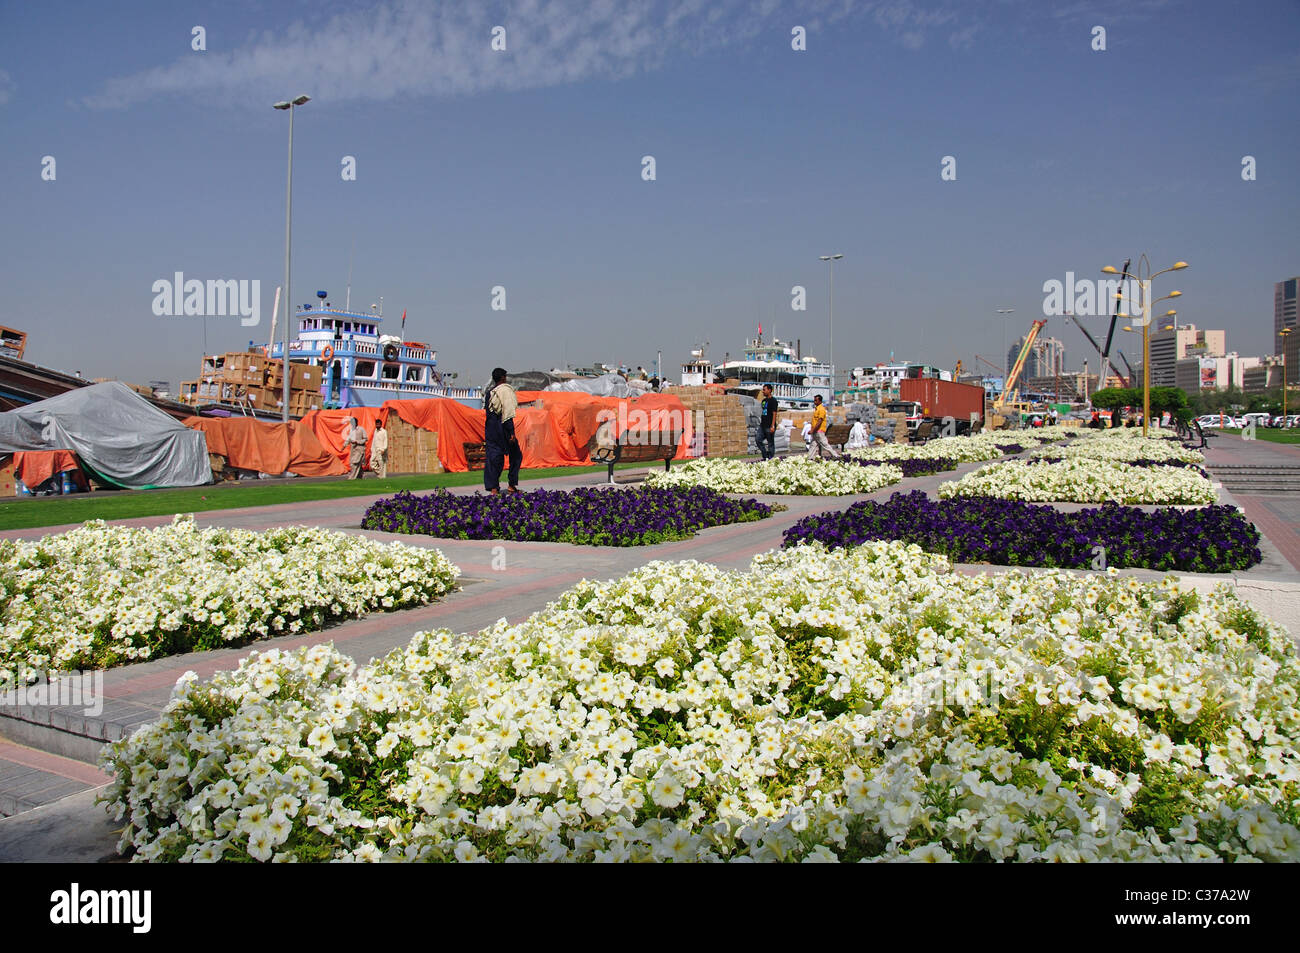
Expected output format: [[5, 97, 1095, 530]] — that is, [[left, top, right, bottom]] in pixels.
[[269, 297, 480, 409], [712, 337, 832, 409]]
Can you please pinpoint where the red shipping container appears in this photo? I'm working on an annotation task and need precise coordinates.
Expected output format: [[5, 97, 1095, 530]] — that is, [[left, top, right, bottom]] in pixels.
[[899, 378, 985, 424]]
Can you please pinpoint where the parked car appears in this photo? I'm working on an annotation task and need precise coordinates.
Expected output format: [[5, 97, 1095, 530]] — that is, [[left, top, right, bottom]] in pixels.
[[1241, 412, 1272, 429]]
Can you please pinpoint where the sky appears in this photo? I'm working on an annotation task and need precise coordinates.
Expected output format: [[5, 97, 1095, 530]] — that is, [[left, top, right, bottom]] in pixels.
[[1, 0, 1298, 390]]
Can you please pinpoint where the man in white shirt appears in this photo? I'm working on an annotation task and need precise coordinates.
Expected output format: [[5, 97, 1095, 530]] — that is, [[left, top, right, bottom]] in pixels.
[[484, 368, 521, 494], [369, 419, 389, 479]]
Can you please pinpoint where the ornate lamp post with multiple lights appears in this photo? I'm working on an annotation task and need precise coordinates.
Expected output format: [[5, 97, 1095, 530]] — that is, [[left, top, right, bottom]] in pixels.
[[1103, 255, 1188, 437]]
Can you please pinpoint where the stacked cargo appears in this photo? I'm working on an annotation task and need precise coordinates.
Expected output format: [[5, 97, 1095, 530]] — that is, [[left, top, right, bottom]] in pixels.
[[665, 387, 749, 457], [877, 410, 911, 444], [192, 353, 323, 416], [385, 416, 443, 474]]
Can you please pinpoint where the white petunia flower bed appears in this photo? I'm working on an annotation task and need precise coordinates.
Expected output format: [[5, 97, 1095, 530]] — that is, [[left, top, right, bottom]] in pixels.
[[938, 458, 1219, 505], [0, 517, 460, 679], [849, 431, 1043, 464], [646, 457, 903, 495], [1033, 432, 1205, 466], [102, 542, 1300, 862]]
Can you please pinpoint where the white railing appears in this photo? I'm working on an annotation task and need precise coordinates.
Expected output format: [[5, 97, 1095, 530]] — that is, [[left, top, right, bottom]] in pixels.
[[352, 381, 479, 399]]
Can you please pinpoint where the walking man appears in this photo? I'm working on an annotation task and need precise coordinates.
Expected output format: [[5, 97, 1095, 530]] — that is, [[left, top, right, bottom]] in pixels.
[[345, 417, 368, 479], [758, 384, 778, 459], [807, 394, 841, 459], [484, 367, 521, 494], [369, 418, 389, 479]]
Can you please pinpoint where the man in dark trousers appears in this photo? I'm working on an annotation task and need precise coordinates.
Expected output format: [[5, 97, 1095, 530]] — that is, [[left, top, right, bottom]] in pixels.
[[758, 384, 778, 459], [484, 367, 521, 494]]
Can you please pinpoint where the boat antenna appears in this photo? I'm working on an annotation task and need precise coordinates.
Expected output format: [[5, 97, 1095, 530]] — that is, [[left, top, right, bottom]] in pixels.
[[345, 237, 355, 312]]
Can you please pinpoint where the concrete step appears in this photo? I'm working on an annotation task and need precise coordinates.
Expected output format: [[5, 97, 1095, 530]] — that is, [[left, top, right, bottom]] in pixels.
[[0, 737, 111, 819]]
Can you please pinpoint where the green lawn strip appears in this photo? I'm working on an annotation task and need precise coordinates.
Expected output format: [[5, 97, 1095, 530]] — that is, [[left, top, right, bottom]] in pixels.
[[1214, 428, 1300, 446], [0, 464, 649, 531]]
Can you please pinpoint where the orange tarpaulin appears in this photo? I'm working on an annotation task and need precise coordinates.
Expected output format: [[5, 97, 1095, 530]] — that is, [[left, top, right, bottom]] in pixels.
[[184, 417, 348, 477], [301, 393, 694, 474], [14, 450, 79, 486], [516, 391, 693, 464], [298, 407, 390, 469]]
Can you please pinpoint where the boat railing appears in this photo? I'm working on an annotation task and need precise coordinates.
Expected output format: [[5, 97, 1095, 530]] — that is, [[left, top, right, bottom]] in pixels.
[[352, 341, 378, 355], [351, 381, 479, 399]]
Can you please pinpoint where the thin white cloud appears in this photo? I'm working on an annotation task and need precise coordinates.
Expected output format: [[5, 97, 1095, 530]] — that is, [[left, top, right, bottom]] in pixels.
[[83, 0, 982, 110]]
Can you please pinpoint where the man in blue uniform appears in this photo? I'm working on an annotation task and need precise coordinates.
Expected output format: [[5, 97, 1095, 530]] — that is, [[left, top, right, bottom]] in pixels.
[[758, 384, 778, 459], [484, 367, 521, 494]]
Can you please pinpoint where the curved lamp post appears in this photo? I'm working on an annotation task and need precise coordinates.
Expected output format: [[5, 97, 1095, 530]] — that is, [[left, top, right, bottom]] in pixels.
[[274, 94, 311, 422], [820, 254, 843, 403], [1282, 327, 1294, 427]]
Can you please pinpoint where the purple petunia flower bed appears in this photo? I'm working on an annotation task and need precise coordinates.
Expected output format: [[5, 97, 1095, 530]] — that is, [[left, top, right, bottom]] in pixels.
[[362, 486, 772, 546], [782, 490, 1262, 572], [853, 457, 960, 477]]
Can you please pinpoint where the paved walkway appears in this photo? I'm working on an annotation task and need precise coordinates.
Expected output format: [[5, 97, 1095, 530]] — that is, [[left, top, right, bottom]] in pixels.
[[2, 441, 1296, 860], [1202, 435, 1300, 572]]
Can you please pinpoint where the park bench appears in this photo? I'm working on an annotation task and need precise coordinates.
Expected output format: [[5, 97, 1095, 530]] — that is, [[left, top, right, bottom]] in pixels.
[[823, 423, 853, 452], [910, 420, 936, 445], [462, 442, 488, 470], [1184, 420, 1215, 450], [587, 422, 676, 484]]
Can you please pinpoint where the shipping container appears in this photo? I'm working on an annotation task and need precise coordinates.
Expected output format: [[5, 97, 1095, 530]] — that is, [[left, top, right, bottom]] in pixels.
[[899, 378, 985, 426]]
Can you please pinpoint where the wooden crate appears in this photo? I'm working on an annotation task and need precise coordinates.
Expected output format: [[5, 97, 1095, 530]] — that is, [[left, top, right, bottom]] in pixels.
[[384, 417, 444, 473]]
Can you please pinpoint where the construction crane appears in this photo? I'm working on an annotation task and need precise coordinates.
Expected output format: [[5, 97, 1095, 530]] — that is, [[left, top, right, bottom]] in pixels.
[[994, 319, 1047, 415], [974, 355, 1003, 375], [1097, 257, 1131, 389], [953, 359, 963, 378], [1065, 313, 1133, 388]]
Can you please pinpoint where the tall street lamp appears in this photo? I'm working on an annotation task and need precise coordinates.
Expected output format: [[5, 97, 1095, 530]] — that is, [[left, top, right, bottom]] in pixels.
[[820, 254, 843, 404], [274, 94, 311, 422], [1103, 256, 1188, 437], [1281, 327, 1294, 426], [996, 309, 1015, 382]]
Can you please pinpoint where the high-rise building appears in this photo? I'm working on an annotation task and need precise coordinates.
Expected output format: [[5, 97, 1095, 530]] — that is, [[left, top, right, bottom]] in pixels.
[[1149, 324, 1225, 387], [1276, 278, 1298, 344], [1007, 335, 1066, 380], [1279, 278, 1300, 384]]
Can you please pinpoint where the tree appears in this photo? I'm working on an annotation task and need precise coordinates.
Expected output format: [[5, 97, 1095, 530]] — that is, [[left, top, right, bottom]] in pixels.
[[1147, 386, 1190, 421], [1089, 387, 1139, 410]]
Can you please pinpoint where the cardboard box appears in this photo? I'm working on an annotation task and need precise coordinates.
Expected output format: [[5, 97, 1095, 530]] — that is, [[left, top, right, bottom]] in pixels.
[[0, 456, 15, 497], [290, 362, 323, 390]]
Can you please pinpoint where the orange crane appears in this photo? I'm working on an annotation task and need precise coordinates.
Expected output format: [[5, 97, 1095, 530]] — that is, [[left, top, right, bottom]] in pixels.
[[994, 319, 1047, 415]]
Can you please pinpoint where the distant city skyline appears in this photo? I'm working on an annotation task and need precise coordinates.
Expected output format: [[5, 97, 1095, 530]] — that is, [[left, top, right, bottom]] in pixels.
[[1, 0, 1298, 389]]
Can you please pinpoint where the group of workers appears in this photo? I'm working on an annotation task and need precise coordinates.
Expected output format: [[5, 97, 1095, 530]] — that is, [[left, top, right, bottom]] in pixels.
[[344, 374, 860, 488], [341, 366, 519, 491]]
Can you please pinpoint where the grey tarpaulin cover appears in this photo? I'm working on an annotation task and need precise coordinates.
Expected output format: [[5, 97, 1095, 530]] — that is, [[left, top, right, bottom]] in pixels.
[[0, 382, 212, 488], [543, 373, 634, 398]]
